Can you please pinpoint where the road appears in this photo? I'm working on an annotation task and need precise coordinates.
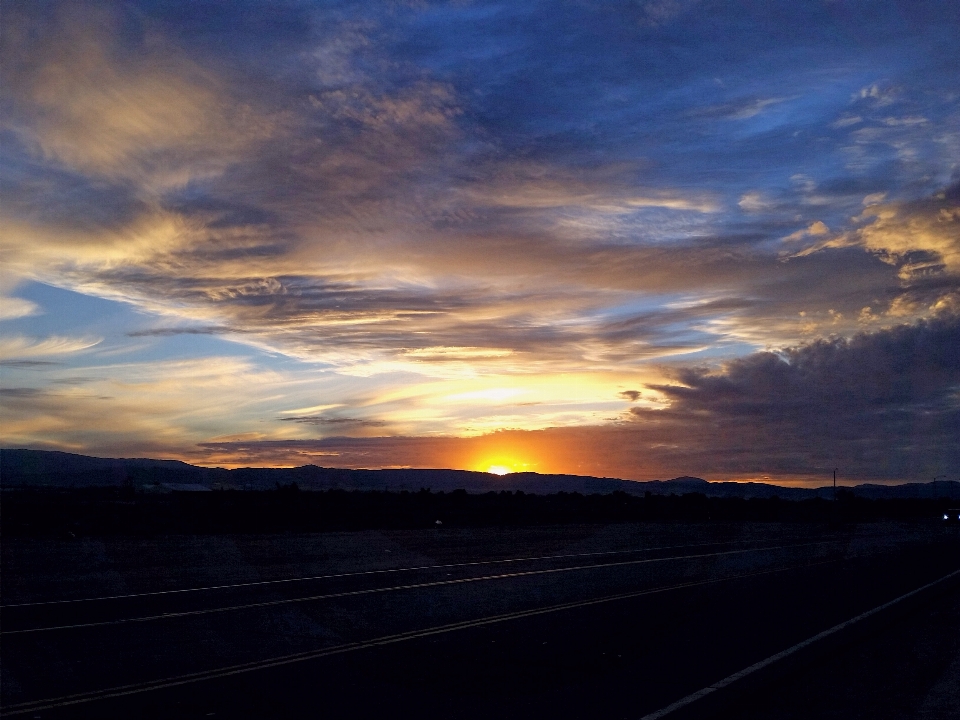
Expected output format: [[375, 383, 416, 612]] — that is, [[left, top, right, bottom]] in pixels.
[[2, 522, 957, 718], [725, 569, 960, 720]]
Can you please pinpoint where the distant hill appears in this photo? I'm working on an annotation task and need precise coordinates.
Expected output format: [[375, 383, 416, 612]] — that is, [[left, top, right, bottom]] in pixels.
[[2, 449, 959, 500]]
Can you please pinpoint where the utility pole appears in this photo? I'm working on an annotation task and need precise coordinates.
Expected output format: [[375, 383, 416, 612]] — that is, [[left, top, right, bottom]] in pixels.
[[833, 468, 837, 501]]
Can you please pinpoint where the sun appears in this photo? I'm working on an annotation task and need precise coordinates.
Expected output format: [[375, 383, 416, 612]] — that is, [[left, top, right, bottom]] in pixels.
[[474, 450, 536, 476]]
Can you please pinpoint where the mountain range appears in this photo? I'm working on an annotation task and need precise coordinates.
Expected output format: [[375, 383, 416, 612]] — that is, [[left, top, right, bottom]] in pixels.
[[2, 449, 959, 500]]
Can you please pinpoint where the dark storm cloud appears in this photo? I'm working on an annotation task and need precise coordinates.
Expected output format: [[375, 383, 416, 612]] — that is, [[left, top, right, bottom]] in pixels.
[[651, 315, 960, 411], [627, 311, 960, 478]]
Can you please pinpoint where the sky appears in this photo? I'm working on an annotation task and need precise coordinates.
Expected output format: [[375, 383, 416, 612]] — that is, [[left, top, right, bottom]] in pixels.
[[1, 0, 958, 484]]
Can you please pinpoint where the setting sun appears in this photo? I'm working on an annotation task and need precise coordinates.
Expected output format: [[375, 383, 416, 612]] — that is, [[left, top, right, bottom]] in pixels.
[[486, 465, 512, 475]]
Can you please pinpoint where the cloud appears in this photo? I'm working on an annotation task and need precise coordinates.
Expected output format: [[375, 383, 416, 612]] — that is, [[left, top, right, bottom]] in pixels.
[[792, 183, 960, 283], [624, 312, 960, 479], [0, 296, 40, 320], [690, 96, 790, 121], [638, 0, 702, 27], [0, 335, 101, 360], [464, 164, 719, 214], [3, 2, 953, 379], [2, 3, 274, 185], [831, 115, 862, 129], [782, 221, 830, 242], [279, 415, 386, 428], [852, 83, 898, 106], [0, 387, 45, 398], [883, 116, 928, 127], [193, 313, 960, 480], [854, 184, 960, 275], [126, 326, 235, 337], [738, 192, 772, 212], [3, 0, 959, 480], [0, 356, 299, 457], [0, 360, 62, 368]]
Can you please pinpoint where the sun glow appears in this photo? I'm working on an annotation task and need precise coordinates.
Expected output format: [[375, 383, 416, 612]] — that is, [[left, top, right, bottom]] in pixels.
[[478, 454, 534, 475], [470, 442, 539, 477]]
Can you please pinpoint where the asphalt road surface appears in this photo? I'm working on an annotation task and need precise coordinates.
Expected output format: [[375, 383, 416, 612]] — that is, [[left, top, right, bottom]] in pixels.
[[2, 522, 957, 719], [723, 569, 960, 720]]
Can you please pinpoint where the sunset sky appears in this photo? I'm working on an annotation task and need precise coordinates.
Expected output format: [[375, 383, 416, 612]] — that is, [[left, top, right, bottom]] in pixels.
[[2, 1, 958, 484]]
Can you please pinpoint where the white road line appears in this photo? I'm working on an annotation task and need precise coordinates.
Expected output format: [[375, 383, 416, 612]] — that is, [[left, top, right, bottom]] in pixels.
[[0, 559, 839, 717], [2, 541, 835, 635], [1, 537, 813, 609], [639, 567, 960, 720]]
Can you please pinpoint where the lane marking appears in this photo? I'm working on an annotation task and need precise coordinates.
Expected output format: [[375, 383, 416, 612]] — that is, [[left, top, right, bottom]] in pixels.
[[0, 559, 838, 717], [639, 566, 960, 720], [2, 537, 817, 609], [2, 541, 835, 635]]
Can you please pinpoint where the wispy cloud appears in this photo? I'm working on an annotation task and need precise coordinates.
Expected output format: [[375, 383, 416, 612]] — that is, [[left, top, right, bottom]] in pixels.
[[280, 415, 387, 428], [689, 96, 791, 121], [0, 296, 40, 321], [0, 335, 101, 360]]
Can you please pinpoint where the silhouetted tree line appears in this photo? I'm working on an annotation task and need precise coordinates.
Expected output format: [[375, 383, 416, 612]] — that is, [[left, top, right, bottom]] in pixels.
[[1, 485, 954, 537]]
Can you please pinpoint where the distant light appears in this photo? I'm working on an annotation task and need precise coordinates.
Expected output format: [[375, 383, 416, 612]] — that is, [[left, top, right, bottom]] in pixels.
[[487, 465, 511, 475], [946, 514, 950, 520]]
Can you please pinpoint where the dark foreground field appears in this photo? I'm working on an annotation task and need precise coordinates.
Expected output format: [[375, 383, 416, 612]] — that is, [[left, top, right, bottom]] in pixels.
[[3, 515, 959, 719]]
